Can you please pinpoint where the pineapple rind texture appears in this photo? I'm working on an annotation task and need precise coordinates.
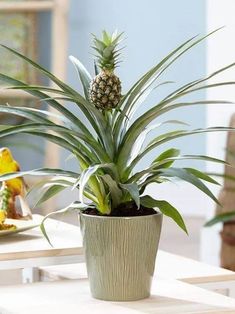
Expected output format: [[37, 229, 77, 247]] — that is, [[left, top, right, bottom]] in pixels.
[[90, 71, 121, 110]]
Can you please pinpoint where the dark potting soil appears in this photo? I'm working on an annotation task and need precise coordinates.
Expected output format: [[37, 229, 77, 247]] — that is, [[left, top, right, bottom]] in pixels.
[[83, 201, 157, 217]]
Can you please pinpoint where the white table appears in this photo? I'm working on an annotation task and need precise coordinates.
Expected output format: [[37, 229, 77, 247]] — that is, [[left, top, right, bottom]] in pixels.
[[40, 250, 235, 297], [0, 214, 83, 282], [1, 214, 235, 298], [157, 251, 235, 297], [0, 277, 235, 314]]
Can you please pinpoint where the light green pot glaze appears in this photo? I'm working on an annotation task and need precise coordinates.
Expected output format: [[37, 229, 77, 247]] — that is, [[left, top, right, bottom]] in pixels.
[[80, 212, 162, 301]]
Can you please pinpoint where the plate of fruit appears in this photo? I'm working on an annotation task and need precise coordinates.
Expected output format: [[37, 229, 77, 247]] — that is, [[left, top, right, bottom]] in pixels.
[[0, 148, 38, 236]]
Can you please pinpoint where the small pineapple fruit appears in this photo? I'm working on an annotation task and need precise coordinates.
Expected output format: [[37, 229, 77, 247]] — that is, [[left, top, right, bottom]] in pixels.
[[89, 31, 122, 110]]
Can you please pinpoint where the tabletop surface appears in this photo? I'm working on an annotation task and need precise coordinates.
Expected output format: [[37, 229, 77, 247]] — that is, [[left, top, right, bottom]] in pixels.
[[0, 277, 235, 314], [0, 214, 83, 261], [157, 251, 235, 283], [42, 252, 235, 284], [0, 214, 235, 284]]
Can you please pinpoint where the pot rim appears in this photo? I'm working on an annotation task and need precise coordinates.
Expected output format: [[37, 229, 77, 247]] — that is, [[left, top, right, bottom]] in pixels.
[[80, 210, 162, 220]]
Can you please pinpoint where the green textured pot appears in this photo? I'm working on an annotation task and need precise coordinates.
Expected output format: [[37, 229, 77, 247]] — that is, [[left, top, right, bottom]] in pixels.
[[80, 211, 162, 301]]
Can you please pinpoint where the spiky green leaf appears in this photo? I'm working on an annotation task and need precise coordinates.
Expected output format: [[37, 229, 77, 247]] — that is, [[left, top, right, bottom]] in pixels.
[[69, 55, 92, 100], [140, 195, 188, 233], [158, 167, 220, 205], [40, 201, 91, 245], [205, 211, 235, 227], [34, 185, 67, 208], [119, 183, 140, 208], [0, 168, 79, 182]]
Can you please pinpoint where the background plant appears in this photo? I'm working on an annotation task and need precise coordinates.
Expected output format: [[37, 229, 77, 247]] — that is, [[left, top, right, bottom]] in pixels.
[[0, 29, 234, 237], [205, 149, 235, 227]]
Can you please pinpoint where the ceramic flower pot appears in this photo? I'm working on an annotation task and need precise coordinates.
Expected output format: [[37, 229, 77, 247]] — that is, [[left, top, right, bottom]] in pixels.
[[80, 211, 162, 301]]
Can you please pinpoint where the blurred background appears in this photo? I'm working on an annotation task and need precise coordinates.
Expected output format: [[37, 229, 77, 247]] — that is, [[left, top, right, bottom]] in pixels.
[[1, 0, 235, 267]]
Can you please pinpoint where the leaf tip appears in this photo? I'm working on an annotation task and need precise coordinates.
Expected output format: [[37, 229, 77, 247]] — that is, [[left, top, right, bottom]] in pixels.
[[40, 221, 53, 247]]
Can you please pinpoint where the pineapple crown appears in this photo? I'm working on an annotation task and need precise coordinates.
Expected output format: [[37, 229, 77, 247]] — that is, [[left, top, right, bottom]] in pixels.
[[92, 30, 123, 72]]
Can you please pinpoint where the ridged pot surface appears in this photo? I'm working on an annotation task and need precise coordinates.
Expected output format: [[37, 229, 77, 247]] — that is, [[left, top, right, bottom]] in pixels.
[[80, 212, 162, 301]]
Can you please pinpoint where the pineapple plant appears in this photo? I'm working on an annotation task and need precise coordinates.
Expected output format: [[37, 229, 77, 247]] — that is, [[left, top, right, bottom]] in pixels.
[[0, 28, 234, 300], [0, 28, 233, 226], [89, 31, 122, 110]]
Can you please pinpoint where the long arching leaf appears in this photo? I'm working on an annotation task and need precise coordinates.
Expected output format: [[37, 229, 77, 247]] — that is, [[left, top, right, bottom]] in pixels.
[[0, 168, 80, 182], [162, 63, 235, 102], [0, 105, 54, 124], [113, 34, 198, 141], [140, 195, 188, 233], [69, 55, 92, 100], [126, 120, 187, 167], [0, 124, 94, 163], [205, 211, 235, 227], [40, 201, 92, 246], [158, 167, 220, 205], [34, 184, 67, 208], [127, 154, 227, 183], [184, 168, 220, 185], [131, 126, 235, 171], [118, 101, 234, 171], [113, 28, 223, 143], [0, 122, 111, 163], [0, 47, 113, 152], [0, 74, 92, 137]]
